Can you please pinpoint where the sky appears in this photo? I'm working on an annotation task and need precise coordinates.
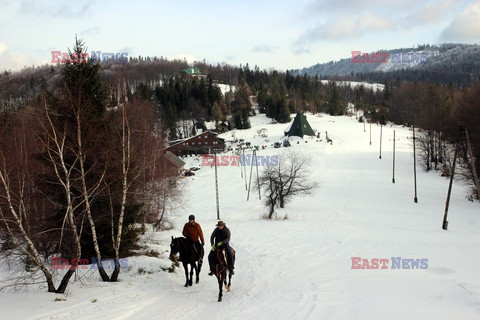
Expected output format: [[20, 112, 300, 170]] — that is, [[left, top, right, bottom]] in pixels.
[[0, 0, 479, 72]]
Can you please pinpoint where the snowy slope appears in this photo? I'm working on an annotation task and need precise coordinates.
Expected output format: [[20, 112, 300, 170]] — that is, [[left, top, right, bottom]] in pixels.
[[215, 83, 236, 96], [320, 80, 385, 92], [1, 113, 479, 320]]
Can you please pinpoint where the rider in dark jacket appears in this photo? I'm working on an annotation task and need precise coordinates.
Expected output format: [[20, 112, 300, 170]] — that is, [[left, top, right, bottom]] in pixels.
[[208, 220, 235, 275]]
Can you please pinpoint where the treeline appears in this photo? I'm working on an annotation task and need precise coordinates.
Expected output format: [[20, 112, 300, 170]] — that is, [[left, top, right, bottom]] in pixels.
[[0, 39, 179, 293], [297, 43, 480, 88], [387, 81, 480, 178], [353, 67, 479, 88], [2, 41, 480, 199], [239, 65, 355, 123]]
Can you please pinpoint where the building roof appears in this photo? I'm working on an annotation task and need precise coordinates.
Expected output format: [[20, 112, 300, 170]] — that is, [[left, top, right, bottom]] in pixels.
[[164, 151, 186, 168]]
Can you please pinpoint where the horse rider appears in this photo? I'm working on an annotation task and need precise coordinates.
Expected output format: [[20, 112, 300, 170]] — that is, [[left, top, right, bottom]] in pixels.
[[208, 220, 234, 275], [182, 215, 205, 261]]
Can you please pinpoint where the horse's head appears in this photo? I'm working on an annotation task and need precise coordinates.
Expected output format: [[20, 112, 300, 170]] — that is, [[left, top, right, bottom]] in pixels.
[[169, 236, 180, 261]]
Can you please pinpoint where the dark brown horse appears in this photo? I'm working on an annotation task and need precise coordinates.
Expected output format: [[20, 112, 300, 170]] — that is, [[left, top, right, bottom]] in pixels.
[[169, 237, 204, 287], [211, 247, 235, 302]]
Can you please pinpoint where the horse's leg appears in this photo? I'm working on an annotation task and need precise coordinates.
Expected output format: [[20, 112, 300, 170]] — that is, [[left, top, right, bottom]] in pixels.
[[189, 263, 193, 286], [195, 261, 201, 284], [226, 273, 232, 292], [217, 276, 223, 302], [183, 262, 189, 287], [196, 251, 203, 283]]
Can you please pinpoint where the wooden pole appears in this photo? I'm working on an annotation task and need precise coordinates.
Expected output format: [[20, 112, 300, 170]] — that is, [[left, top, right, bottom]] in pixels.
[[247, 150, 256, 201], [369, 122, 372, 145], [214, 151, 220, 220], [413, 125, 418, 203], [255, 151, 261, 200], [379, 124, 383, 159], [442, 141, 459, 230], [392, 130, 396, 183], [465, 128, 480, 200], [243, 148, 247, 191], [239, 150, 243, 178]]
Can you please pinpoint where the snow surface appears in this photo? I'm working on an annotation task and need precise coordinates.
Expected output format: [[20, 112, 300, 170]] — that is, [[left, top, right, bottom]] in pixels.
[[1, 113, 480, 320], [215, 83, 236, 96], [321, 80, 385, 92]]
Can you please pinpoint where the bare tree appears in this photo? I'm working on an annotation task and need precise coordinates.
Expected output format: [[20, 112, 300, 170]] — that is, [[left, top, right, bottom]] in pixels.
[[0, 109, 58, 292], [258, 150, 318, 219]]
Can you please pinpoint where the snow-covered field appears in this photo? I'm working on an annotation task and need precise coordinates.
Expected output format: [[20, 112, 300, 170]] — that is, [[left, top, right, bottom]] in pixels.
[[1, 113, 480, 320], [320, 80, 385, 92]]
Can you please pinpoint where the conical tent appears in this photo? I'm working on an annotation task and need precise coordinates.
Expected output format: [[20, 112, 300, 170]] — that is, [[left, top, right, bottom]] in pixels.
[[284, 112, 315, 138]]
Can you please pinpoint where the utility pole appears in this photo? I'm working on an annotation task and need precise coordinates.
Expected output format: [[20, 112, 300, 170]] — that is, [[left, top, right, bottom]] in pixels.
[[214, 151, 220, 220], [407, 126, 419, 202], [442, 142, 458, 230], [256, 151, 261, 200], [443, 125, 466, 230], [369, 122, 372, 145], [413, 125, 418, 203], [465, 128, 480, 200], [242, 148, 247, 191], [247, 149, 258, 201], [239, 150, 243, 178], [379, 124, 383, 159], [392, 130, 396, 183]]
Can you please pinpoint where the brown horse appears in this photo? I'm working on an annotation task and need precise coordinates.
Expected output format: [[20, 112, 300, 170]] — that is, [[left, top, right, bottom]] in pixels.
[[211, 247, 235, 302]]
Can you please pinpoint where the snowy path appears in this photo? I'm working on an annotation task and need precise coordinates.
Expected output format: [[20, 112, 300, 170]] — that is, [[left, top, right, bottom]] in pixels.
[[2, 114, 480, 319]]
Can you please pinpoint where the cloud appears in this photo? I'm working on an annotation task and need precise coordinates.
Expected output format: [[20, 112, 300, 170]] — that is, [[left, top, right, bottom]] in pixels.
[[439, 1, 480, 41], [402, 0, 458, 26], [172, 53, 198, 64], [306, 0, 416, 15], [80, 27, 101, 36], [293, 12, 394, 45], [0, 48, 37, 71], [251, 44, 278, 53], [0, 0, 13, 8], [19, 0, 93, 18], [292, 0, 472, 52], [118, 47, 133, 54]]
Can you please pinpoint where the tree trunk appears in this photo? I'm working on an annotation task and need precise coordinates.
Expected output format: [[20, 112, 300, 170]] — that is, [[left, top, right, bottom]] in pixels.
[[110, 261, 120, 282], [268, 201, 275, 219], [55, 269, 75, 294], [46, 274, 56, 292]]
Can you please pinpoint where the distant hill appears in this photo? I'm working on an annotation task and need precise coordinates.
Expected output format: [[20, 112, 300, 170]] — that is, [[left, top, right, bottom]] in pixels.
[[293, 43, 480, 87]]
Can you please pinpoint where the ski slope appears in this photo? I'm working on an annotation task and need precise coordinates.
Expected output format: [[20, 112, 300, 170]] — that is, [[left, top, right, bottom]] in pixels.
[[1, 113, 480, 320]]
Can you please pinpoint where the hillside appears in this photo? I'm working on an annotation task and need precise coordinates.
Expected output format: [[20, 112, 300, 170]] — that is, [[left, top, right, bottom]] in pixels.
[[294, 43, 480, 87], [2, 113, 479, 319]]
